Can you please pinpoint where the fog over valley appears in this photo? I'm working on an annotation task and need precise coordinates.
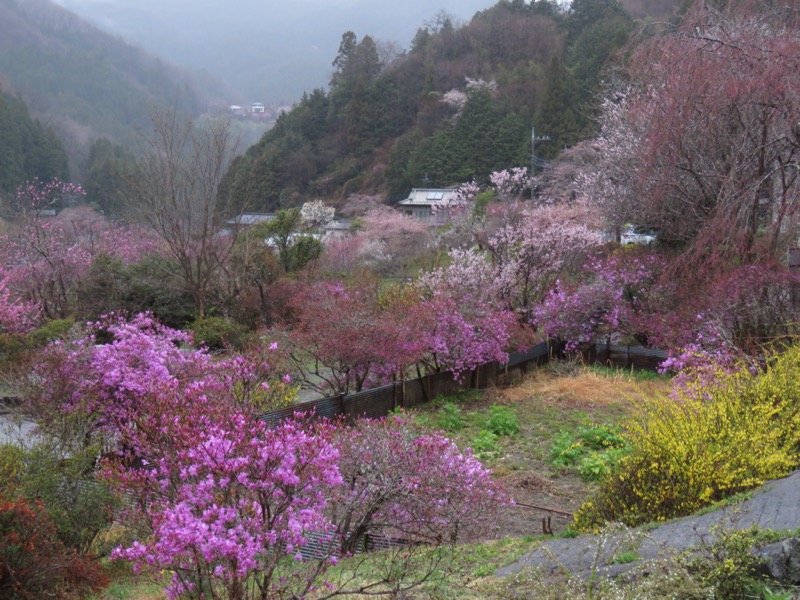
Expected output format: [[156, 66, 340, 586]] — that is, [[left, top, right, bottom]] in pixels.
[[50, 0, 494, 105]]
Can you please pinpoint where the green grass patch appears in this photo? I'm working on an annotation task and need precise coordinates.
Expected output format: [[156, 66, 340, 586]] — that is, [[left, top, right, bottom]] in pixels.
[[586, 363, 671, 382], [84, 563, 165, 600], [320, 536, 542, 599], [612, 549, 639, 564]]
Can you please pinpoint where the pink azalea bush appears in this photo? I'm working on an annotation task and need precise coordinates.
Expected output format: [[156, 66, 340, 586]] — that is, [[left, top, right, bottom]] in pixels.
[[111, 412, 342, 600], [22, 311, 508, 598], [331, 416, 509, 553]]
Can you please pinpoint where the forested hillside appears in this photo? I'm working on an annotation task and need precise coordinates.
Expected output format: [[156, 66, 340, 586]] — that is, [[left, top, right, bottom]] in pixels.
[[219, 0, 675, 213], [0, 0, 214, 175], [0, 89, 68, 196]]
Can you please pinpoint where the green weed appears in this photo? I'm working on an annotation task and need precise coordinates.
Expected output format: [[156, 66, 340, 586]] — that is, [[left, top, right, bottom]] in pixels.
[[484, 405, 521, 437]]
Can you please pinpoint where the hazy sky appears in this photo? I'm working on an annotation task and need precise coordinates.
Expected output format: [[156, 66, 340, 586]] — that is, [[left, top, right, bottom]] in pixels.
[[52, 0, 494, 103]]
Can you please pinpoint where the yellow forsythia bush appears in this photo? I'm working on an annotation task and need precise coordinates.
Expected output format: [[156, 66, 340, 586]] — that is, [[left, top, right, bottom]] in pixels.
[[575, 345, 800, 530]]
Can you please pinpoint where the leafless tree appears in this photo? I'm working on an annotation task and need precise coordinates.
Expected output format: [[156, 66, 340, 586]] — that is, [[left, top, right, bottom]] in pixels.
[[128, 109, 239, 318]]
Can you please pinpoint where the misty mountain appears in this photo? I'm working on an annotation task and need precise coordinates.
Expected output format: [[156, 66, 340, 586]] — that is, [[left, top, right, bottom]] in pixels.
[[0, 0, 222, 173], [217, 0, 666, 213], [50, 0, 495, 105]]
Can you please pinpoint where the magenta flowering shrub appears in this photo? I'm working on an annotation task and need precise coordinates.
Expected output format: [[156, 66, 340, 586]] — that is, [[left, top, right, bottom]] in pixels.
[[19, 309, 508, 598], [535, 250, 666, 350], [112, 413, 342, 600], [659, 340, 748, 401], [25, 313, 296, 453], [0, 274, 40, 334], [654, 264, 799, 395], [276, 277, 518, 394], [25, 313, 204, 450], [108, 405, 508, 599], [413, 295, 516, 379]]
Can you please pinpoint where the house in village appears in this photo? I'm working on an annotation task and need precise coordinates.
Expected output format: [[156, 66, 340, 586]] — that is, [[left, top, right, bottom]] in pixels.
[[322, 218, 352, 241], [225, 211, 351, 243], [397, 188, 459, 225], [227, 212, 276, 228]]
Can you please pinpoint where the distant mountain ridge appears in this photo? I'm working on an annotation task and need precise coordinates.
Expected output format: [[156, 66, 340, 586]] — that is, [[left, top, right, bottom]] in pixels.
[[0, 0, 224, 173], [51, 0, 495, 105]]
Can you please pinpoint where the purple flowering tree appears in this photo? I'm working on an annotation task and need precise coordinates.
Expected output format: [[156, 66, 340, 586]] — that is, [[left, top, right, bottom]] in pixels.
[[534, 250, 666, 350]]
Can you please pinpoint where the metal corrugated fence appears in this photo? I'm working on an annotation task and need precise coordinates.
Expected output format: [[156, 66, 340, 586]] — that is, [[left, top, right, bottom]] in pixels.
[[587, 342, 669, 371], [258, 340, 668, 426], [259, 340, 559, 425]]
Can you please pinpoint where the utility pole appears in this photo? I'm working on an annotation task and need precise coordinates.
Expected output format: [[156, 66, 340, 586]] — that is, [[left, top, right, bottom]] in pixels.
[[531, 127, 550, 199]]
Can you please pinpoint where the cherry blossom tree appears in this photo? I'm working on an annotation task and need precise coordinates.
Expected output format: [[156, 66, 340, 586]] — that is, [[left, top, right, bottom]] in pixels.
[[0, 274, 40, 334], [300, 200, 336, 230], [10, 177, 85, 215], [467, 202, 602, 315], [1, 203, 159, 321], [490, 167, 530, 202], [273, 278, 408, 395], [319, 207, 432, 277], [586, 0, 800, 271]]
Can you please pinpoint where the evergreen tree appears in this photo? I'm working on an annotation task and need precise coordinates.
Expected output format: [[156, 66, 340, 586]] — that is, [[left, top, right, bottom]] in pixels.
[[0, 89, 68, 196], [535, 56, 583, 157], [84, 138, 137, 215]]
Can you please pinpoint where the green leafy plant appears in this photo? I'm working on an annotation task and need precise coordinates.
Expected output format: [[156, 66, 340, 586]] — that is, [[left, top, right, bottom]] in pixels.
[[612, 549, 639, 564], [760, 586, 797, 600], [550, 424, 630, 481], [435, 402, 465, 432], [190, 316, 250, 350], [471, 430, 501, 460], [682, 526, 785, 600], [587, 446, 631, 481], [484, 405, 520, 437], [16, 445, 118, 554]]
